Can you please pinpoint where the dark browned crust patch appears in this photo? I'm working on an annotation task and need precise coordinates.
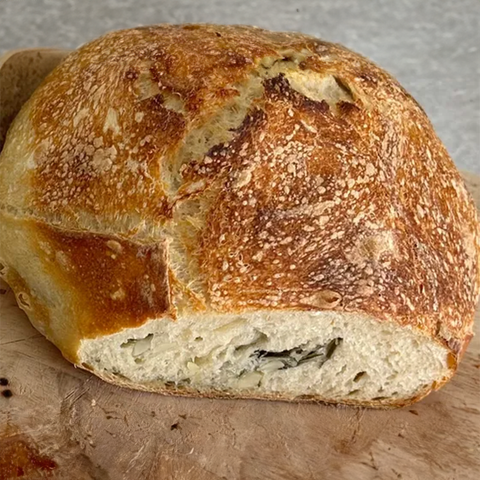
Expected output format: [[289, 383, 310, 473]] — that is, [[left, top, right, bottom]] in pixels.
[[35, 223, 173, 339]]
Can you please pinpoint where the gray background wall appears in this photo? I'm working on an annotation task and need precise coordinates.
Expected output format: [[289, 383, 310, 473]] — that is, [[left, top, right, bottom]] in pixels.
[[0, 0, 478, 172]]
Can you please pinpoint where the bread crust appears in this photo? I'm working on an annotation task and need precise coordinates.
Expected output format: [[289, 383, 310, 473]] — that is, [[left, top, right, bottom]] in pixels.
[[0, 24, 479, 405]]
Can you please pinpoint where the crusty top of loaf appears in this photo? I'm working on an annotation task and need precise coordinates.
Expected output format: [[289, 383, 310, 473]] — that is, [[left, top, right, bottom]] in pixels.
[[0, 24, 479, 360]]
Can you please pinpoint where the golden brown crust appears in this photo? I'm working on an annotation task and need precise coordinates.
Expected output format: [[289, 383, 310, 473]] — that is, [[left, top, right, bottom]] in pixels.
[[188, 72, 480, 359], [0, 24, 479, 404], [0, 212, 173, 362], [34, 223, 173, 338], [27, 25, 318, 225]]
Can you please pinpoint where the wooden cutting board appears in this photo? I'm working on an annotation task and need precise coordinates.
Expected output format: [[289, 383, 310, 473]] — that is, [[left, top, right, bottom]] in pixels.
[[0, 50, 479, 480]]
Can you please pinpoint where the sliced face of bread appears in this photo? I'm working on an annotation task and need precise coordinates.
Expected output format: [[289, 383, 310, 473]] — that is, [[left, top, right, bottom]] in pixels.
[[79, 310, 448, 406]]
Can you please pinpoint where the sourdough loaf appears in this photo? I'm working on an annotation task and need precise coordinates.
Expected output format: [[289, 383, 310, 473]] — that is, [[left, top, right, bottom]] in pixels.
[[0, 24, 479, 407]]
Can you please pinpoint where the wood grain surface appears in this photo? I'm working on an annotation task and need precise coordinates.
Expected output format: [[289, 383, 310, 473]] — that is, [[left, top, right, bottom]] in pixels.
[[0, 50, 479, 480]]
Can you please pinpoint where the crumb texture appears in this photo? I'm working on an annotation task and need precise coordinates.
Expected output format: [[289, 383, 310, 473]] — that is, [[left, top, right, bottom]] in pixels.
[[79, 310, 447, 404]]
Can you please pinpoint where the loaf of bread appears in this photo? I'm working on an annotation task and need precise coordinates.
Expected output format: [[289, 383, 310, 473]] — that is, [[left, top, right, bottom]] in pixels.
[[0, 24, 478, 407]]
